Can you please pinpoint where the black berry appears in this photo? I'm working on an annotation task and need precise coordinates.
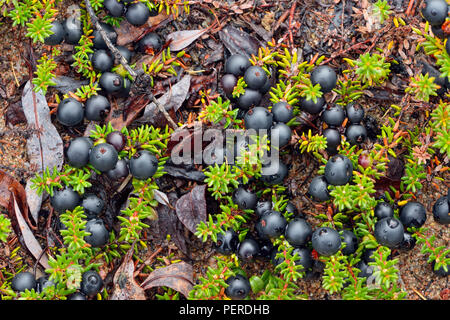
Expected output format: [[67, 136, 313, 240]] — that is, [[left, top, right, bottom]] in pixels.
[[284, 218, 312, 247], [225, 54, 251, 77], [91, 50, 113, 73], [221, 74, 237, 96], [233, 187, 257, 210], [129, 150, 159, 180], [106, 131, 127, 152], [271, 101, 293, 123], [225, 275, 251, 300], [433, 196, 450, 225], [271, 122, 291, 147], [234, 135, 249, 159], [432, 24, 446, 39], [324, 154, 353, 186], [311, 65, 337, 93], [399, 232, 416, 251], [431, 260, 449, 277], [126, 2, 150, 26], [345, 124, 367, 145], [65, 137, 93, 168], [216, 229, 239, 255], [57, 98, 84, 127], [84, 218, 109, 247], [11, 272, 36, 292], [69, 292, 87, 300], [99, 72, 124, 93], [311, 227, 342, 257], [50, 187, 81, 213], [362, 248, 377, 264], [272, 247, 313, 271], [117, 77, 132, 98], [82, 194, 104, 219], [92, 22, 117, 50], [36, 276, 55, 293], [300, 96, 325, 114], [323, 128, 341, 154], [256, 210, 287, 239], [255, 201, 272, 217], [244, 107, 273, 131], [340, 230, 358, 255], [259, 75, 273, 94], [399, 202, 427, 228], [44, 21, 64, 45], [116, 45, 133, 63], [260, 161, 288, 185], [285, 202, 302, 218], [356, 260, 373, 279], [237, 89, 262, 109], [106, 159, 129, 180], [308, 175, 330, 201], [422, 0, 448, 26], [103, 0, 125, 17], [89, 143, 119, 172], [85, 94, 111, 121], [374, 202, 394, 220], [293, 248, 314, 271], [62, 18, 82, 45], [257, 240, 274, 260], [244, 66, 268, 90], [137, 32, 162, 54], [237, 238, 260, 261], [321, 105, 345, 127], [346, 103, 365, 124], [80, 270, 103, 296], [374, 217, 404, 248]]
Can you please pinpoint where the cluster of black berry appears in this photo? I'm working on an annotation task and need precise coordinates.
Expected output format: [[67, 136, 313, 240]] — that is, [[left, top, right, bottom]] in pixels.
[[422, 0, 450, 92], [10, 270, 103, 300], [43, 2, 163, 126], [217, 56, 364, 299], [52, 128, 159, 244]]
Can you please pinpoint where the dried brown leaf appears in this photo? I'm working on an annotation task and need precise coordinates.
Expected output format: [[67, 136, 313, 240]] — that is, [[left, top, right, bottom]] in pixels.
[[9, 194, 50, 270], [167, 29, 208, 51], [175, 184, 207, 234], [0, 169, 28, 217], [21, 81, 64, 222], [140, 261, 194, 298], [219, 25, 260, 58], [116, 13, 171, 46], [137, 74, 191, 123], [110, 244, 146, 300]]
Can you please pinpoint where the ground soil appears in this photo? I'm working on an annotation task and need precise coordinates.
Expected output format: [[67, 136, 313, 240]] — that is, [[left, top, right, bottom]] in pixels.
[[0, 0, 448, 300]]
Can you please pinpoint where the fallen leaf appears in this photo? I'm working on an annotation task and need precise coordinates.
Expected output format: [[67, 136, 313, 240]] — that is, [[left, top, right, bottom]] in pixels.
[[219, 25, 260, 58], [116, 13, 171, 46], [0, 170, 28, 218], [156, 192, 188, 255], [167, 29, 208, 51], [9, 193, 50, 270], [106, 94, 151, 131], [140, 261, 194, 298], [51, 76, 89, 94], [163, 165, 206, 182], [110, 243, 146, 300], [175, 184, 207, 234], [137, 74, 191, 123], [240, 15, 272, 42], [21, 81, 64, 223], [154, 189, 170, 206]]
